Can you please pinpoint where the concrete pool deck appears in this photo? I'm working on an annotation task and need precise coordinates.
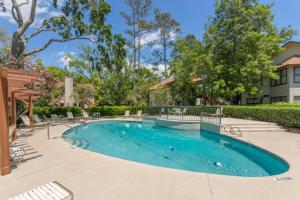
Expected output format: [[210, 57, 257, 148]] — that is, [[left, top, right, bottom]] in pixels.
[[0, 118, 300, 200]]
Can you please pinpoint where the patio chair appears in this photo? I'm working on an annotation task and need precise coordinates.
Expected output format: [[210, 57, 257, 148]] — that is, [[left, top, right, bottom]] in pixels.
[[9, 125, 16, 145], [21, 115, 48, 127], [33, 114, 45, 124], [10, 146, 25, 164], [8, 181, 74, 200], [134, 110, 143, 119], [124, 110, 130, 118], [82, 111, 90, 119], [67, 112, 74, 120], [51, 114, 59, 121], [92, 112, 101, 118]]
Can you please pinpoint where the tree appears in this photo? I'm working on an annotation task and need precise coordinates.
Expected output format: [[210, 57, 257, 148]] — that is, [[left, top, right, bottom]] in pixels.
[[204, 0, 295, 104], [121, 0, 153, 69], [150, 9, 180, 78], [3, 0, 112, 67], [171, 35, 208, 105], [0, 27, 10, 66]]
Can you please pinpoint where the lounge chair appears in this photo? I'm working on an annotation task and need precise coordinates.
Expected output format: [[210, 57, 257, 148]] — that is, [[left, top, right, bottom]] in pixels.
[[51, 114, 59, 121], [124, 110, 130, 118], [82, 111, 90, 119], [67, 112, 74, 120], [92, 112, 101, 118], [134, 110, 143, 119], [8, 181, 73, 200], [9, 125, 16, 145], [33, 114, 44, 124], [21, 115, 48, 127], [10, 146, 25, 164]]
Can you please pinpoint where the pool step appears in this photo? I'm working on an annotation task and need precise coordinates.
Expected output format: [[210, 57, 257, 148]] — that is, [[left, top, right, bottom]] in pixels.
[[223, 123, 287, 133]]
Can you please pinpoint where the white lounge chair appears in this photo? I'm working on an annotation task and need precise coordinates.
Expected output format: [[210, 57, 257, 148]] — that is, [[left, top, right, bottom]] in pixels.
[[51, 114, 59, 121], [9, 181, 73, 200], [10, 146, 25, 164], [82, 111, 90, 119], [21, 115, 49, 127], [92, 112, 101, 118], [9, 125, 16, 145], [67, 112, 74, 120], [124, 110, 130, 118], [134, 110, 143, 119]]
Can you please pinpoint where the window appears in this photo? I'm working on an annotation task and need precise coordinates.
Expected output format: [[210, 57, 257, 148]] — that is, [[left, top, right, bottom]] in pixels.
[[294, 96, 300, 103], [294, 67, 300, 83], [246, 98, 261, 105], [270, 68, 287, 86], [270, 96, 287, 103]]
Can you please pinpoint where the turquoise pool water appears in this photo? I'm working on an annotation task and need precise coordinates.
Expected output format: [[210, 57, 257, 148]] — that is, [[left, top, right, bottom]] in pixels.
[[62, 120, 288, 177]]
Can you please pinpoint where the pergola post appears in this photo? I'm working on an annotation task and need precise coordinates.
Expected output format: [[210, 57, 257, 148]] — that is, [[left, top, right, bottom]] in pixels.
[[28, 95, 34, 128], [11, 92, 17, 139], [0, 68, 10, 176]]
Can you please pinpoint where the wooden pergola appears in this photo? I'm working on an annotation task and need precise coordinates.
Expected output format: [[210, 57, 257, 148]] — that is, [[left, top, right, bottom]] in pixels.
[[0, 67, 41, 176]]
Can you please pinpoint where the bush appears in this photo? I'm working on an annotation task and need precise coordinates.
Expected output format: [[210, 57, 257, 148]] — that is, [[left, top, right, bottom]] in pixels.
[[223, 106, 300, 127], [33, 106, 82, 118]]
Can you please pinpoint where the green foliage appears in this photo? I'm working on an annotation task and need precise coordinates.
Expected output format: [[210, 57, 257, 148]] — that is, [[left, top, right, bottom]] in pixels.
[[0, 27, 10, 66], [33, 106, 82, 118], [86, 106, 143, 116], [170, 35, 208, 105], [223, 105, 300, 127], [204, 0, 295, 103]]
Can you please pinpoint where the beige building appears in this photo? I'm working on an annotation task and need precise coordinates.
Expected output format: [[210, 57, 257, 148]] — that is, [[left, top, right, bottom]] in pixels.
[[241, 41, 300, 105]]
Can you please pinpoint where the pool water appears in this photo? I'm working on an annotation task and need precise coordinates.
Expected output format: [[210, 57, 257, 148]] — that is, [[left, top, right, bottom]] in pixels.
[[63, 120, 288, 177]]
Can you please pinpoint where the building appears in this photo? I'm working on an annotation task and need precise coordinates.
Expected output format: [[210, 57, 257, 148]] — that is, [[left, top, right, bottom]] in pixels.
[[241, 41, 300, 105], [148, 77, 204, 106]]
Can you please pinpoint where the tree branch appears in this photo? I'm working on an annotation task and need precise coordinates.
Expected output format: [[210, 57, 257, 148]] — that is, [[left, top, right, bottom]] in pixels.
[[24, 36, 98, 57], [11, 0, 24, 26], [16, 0, 37, 38], [25, 27, 62, 41]]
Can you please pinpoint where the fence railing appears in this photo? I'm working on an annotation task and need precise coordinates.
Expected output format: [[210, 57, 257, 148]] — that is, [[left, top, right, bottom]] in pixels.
[[143, 106, 222, 124]]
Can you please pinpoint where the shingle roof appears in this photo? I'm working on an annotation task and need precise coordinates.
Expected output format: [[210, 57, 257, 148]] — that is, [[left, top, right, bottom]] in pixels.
[[278, 55, 300, 68]]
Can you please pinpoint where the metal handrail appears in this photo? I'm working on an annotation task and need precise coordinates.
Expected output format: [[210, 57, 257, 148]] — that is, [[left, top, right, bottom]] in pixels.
[[223, 125, 242, 137]]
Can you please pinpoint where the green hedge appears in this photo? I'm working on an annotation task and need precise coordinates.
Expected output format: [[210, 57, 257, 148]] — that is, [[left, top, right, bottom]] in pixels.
[[223, 106, 300, 127], [33, 106, 82, 118]]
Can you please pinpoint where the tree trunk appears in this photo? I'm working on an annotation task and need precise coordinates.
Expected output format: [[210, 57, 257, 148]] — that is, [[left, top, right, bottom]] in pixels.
[[163, 36, 167, 78], [10, 32, 26, 66]]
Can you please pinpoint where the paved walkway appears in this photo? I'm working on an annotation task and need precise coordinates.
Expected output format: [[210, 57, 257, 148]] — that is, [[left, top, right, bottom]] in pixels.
[[1, 118, 300, 200]]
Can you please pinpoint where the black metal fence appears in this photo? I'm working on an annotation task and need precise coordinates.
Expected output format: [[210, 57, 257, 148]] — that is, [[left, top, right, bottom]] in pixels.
[[142, 106, 222, 124]]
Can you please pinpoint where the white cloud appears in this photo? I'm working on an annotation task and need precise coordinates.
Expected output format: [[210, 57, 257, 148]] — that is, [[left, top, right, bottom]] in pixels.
[[0, 0, 64, 27], [57, 51, 75, 67], [139, 29, 178, 50], [144, 63, 169, 75]]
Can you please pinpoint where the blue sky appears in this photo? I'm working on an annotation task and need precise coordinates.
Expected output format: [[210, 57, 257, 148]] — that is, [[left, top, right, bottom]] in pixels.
[[1, 0, 300, 67]]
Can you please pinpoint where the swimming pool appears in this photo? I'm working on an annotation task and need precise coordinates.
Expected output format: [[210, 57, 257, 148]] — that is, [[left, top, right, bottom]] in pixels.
[[62, 120, 288, 177]]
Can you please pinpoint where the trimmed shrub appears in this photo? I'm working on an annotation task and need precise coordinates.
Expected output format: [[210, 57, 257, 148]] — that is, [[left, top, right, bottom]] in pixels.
[[223, 106, 300, 127], [33, 106, 82, 118]]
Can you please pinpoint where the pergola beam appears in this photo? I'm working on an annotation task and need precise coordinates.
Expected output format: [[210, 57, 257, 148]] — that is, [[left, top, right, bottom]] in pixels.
[[0, 68, 10, 176]]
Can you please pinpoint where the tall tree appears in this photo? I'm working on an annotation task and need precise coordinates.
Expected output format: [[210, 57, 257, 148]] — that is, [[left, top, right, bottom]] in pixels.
[[2, 0, 112, 67], [171, 35, 208, 105], [121, 0, 153, 69], [204, 0, 295, 104], [151, 9, 180, 78]]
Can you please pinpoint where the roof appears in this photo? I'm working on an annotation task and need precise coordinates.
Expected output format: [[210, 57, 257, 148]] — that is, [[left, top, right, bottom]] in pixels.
[[277, 55, 300, 68], [282, 41, 300, 48], [149, 76, 205, 91]]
